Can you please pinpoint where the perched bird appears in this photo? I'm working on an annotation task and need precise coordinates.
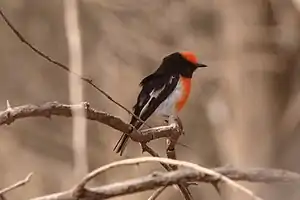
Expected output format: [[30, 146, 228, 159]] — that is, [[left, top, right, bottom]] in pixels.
[[113, 51, 207, 155]]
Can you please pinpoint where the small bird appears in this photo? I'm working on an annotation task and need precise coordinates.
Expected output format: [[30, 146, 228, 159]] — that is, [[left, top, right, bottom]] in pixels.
[[113, 51, 207, 155]]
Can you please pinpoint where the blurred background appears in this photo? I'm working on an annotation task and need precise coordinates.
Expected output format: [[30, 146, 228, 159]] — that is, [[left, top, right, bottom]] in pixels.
[[1, 0, 300, 199]]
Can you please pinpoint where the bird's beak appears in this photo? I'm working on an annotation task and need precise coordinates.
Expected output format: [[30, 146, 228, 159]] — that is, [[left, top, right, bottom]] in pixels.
[[196, 63, 207, 68]]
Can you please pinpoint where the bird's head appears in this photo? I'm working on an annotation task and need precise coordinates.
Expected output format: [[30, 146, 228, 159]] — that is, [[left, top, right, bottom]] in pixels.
[[161, 51, 207, 78], [180, 51, 207, 69]]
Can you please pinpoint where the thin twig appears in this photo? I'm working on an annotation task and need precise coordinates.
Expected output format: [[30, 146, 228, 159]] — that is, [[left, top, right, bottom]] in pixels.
[[0, 173, 33, 196], [0, 8, 148, 127]]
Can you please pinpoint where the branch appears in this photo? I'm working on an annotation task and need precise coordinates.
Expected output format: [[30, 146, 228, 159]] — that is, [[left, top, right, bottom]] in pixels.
[[141, 144, 193, 199], [144, 117, 193, 199], [31, 157, 300, 200], [166, 116, 182, 169], [0, 101, 173, 142], [0, 173, 33, 198], [0, 7, 147, 127], [77, 157, 263, 200], [0, 102, 192, 199]]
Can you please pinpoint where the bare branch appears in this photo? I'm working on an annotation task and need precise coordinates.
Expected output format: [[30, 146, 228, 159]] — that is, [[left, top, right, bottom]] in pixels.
[[0, 173, 33, 197], [141, 130, 193, 200], [0, 102, 177, 142], [166, 116, 182, 170], [153, 117, 193, 199], [0, 8, 147, 127], [31, 158, 300, 200], [0, 101, 192, 199], [76, 157, 263, 200]]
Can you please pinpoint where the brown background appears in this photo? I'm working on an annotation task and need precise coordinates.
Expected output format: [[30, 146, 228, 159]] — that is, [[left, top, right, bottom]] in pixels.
[[1, 0, 300, 199]]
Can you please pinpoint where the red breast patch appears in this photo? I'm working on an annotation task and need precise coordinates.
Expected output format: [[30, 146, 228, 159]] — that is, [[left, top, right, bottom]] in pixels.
[[176, 76, 191, 112]]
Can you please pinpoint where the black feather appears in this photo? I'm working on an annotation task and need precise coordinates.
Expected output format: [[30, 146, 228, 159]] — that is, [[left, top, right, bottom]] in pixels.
[[114, 74, 179, 155]]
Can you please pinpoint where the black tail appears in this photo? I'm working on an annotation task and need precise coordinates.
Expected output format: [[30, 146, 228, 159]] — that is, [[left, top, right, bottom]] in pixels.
[[113, 120, 143, 156], [113, 133, 130, 156]]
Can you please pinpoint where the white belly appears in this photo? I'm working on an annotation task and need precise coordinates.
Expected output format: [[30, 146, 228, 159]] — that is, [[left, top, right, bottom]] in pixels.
[[154, 81, 183, 116]]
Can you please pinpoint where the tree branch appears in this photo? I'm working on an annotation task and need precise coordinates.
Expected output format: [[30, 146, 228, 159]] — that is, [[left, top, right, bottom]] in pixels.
[[0, 101, 192, 199], [30, 157, 300, 200], [0, 8, 147, 127], [150, 117, 193, 199], [140, 144, 193, 200], [0, 173, 33, 199], [77, 157, 264, 200], [0, 101, 177, 143], [1, 103, 300, 200]]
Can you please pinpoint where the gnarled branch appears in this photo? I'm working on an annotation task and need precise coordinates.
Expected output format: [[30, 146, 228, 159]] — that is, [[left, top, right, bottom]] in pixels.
[[2, 102, 300, 200], [0, 101, 179, 143], [31, 157, 300, 200], [0, 101, 192, 199]]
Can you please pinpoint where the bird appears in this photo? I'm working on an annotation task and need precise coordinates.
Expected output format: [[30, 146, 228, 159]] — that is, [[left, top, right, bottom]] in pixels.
[[113, 51, 207, 155]]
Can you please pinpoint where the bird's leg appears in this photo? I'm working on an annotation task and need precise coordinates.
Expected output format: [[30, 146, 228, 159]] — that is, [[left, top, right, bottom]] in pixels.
[[172, 115, 185, 135], [167, 115, 177, 125], [175, 116, 183, 131]]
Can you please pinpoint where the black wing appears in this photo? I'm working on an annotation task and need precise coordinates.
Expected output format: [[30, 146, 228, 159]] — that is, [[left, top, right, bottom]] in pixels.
[[113, 73, 178, 155], [130, 74, 179, 129]]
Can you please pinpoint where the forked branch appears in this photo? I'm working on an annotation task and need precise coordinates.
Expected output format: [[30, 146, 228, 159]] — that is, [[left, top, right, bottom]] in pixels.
[[30, 157, 300, 200], [1, 102, 300, 200], [0, 101, 192, 199]]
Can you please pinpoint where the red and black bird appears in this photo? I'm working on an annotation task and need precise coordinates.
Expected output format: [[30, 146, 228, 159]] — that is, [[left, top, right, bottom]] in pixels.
[[114, 51, 207, 155]]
